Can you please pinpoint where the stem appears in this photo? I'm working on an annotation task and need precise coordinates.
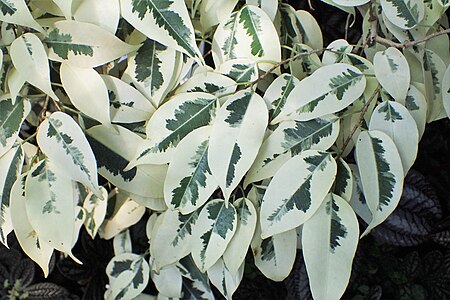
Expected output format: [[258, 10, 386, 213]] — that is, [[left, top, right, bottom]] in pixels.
[[336, 85, 381, 160], [21, 132, 37, 144], [62, 105, 80, 115]]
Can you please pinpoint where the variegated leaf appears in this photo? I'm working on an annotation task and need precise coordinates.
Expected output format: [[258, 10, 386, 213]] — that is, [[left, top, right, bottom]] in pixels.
[[223, 198, 257, 276], [246, 0, 277, 20], [279, 4, 323, 52], [287, 44, 322, 81], [322, 39, 353, 66], [73, 0, 120, 33], [113, 229, 132, 255], [45, 20, 139, 68], [151, 263, 183, 298], [164, 126, 217, 214], [302, 193, 359, 300], [260, 150, 337, 238], [422, 49, 446, 122], [86, 125, 167, 199], [37, 112, 101, 197], [199, 0, 239, 32], [380, 0, 424, 29], [212, 4, 281, 70], [374, 47, 410, 102], [10, 175, 54, 277], [106, 253, 150, 300], [25, 159, 76, 256], [334, 158, 353, 202], [127, 92, 219, 167], [348, 164, 372, 224], [60, 63, 112, 128], [273, 63, 366, 122], [52, 0, 72, 19], [330, 0, 370, 6], [441, 61, 450, 118], [10, 33, 59, 101], [251, 223, 297, 281], [101, 75, 155, 124], [207, 258, 244, 300], [369, 101, 419, 173], [0, 96, 31, 157], [191, 199, 237, 272], [264, 74, 300, 123], [218, 59, 258, 85], [6, 67, 25, 105], [150, 209, 198, 271], [355, 130, 404, 236], [245, 117, 339, 187], [208, 89, 268, 202], [175, 71, 237, 99], [0, 0, 44, 33], [120, 0, 202, 60], [121, 34, 180, 107], [83, 186, 108, 238], [179, 255, 215, 299], [0, 143, 23, 245], [99, 192, 146, 240]]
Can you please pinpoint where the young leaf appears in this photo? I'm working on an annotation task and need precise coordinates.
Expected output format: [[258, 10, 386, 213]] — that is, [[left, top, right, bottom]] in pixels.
[[260, 150, 337, 238], [374, 47, 410, 102], [106, 253, 150, 300], [122, 35, 180, 107], [25, 160, 76, 256], [37, 111, 101, 197], [10, 33, 59, 101], [380, 0, 424, 29], [60, 63, 112, 128], [83, 186, 108, 239], [0, 143, 23, 245], [45, 20, 139, 68], [101, 75, 155, 124], [164, 126, 217, 214], [208, 89, 268, 202], [191, 199, 237, 272], [207, 258, 244, 300], [369, 100, 419, 173], [0, 0, 44, 33], [127, 92, 219, 167], [10, 175, 54, 277], [355, 130, 404, 236], [302, 193, 359, 300], [6, 67, 25, 105], [86, 125, 167, 199], [212, 5, 281, 70], [120, 0, 202, 60], [245, 117, 339, 187], [150, 209, 198, 271], [0, 96, 31, 157], [223, 198, 257, 275], [73, 0, 120, 33], [274, 63, 366, 122]]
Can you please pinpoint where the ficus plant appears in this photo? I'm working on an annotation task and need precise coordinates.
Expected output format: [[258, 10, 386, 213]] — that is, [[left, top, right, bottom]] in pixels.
[[0, 0, 449, 299]]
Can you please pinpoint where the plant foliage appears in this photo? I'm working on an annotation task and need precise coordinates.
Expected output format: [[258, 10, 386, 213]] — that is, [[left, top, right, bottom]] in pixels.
[[0, 0, 449, 299]]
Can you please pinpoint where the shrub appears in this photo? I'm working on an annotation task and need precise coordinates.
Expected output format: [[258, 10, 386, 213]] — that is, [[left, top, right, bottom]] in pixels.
[[0, 0, 449, 299]]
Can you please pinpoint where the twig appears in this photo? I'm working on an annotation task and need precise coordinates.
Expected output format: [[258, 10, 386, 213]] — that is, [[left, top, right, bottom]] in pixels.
[[336, 85, 381, 160], [250, 48, 325, 86], [373, 28, 450, 49]]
